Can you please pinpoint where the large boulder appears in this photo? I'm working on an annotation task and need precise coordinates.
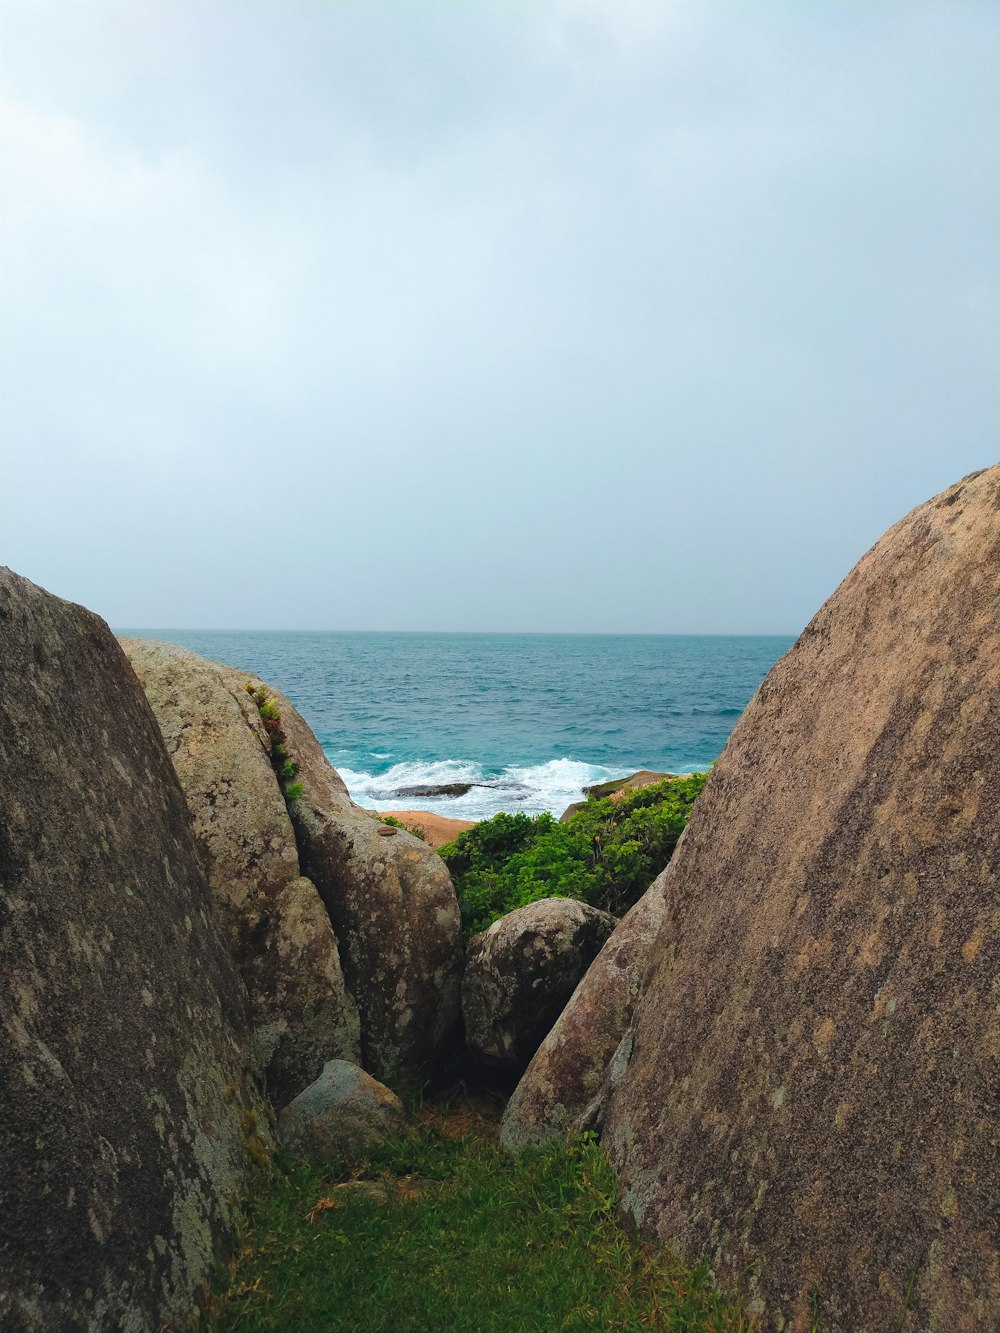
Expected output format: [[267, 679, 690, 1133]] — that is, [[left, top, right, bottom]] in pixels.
[[527, 468, 1000, 1332], [119, 638, 299, 955], [0, 570, 269, 1333], [278, 1059, 408, 1166], [121, 640, 360, 1103], [264, 683, 463, 1092], [499, 868, 670, 1150], [462, 898, 617, 1077]]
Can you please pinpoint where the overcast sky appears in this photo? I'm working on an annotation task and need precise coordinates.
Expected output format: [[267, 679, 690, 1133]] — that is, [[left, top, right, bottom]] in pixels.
[[1, 1, 997, 633]]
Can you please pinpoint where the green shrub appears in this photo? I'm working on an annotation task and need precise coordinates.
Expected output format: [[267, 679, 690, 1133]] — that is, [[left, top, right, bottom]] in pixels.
[[441, 773, 707, 933]]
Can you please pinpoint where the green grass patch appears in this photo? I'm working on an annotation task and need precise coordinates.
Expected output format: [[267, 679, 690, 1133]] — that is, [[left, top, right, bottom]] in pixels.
[[441, 772, 708, 933], [204, 1113, 751, 1332]]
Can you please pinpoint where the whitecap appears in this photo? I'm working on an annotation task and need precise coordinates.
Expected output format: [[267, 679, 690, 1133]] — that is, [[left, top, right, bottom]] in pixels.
[[336, 754, 641, 821]]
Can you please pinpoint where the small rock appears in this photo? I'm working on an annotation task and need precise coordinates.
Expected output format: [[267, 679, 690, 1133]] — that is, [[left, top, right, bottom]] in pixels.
[[279, 1060, 408, 1166]]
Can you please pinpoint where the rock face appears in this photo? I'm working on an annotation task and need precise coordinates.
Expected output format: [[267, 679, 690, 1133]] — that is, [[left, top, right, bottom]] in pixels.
[[268, 684, 464, 1092], [121, 640, 360, 1103], [462, 898, 617, 1076], [244, 876, 361, 1108], [279, 1060, 408, 1166], [0, 571, 269, 1333], [539, 468, 1000, 1332], [499, 867, 671, 1150]]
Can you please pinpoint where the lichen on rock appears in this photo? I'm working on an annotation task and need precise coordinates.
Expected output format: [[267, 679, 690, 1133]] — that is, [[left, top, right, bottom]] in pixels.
[[1, 570, 270, 1333]]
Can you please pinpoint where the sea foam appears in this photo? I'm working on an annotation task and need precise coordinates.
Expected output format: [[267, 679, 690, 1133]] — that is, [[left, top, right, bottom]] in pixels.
[[339, 755, 640, 820]]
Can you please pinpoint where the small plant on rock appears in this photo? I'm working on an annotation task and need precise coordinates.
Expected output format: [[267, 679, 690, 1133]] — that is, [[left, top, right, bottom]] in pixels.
[[245, 680, 306, 807]]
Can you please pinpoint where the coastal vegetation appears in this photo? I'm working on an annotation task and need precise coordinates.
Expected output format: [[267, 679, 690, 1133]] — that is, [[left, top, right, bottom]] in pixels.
[[245, 682, 305, 801], [440, 773, 707, 933], [380, 813, 428, 840], [205, 1104, 751, 1332]]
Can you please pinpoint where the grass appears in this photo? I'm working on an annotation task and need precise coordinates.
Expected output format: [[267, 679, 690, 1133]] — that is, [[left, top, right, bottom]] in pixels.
[[203, 1099, 753, 1333]]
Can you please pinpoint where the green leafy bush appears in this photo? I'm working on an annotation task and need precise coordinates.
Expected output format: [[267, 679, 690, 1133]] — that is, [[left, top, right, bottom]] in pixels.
[[441, 772, 707, 933]]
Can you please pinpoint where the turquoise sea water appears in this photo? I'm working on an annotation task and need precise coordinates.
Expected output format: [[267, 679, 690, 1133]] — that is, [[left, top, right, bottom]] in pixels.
[[121, 632, 794, 819]]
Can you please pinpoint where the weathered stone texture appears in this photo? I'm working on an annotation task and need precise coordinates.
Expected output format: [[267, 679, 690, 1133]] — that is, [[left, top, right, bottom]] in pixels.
[[463, 897, 617, 1077], [500, 868, 670, 1149], [119, 639, 300, 955], [278, 1059, 408, 1166], [120, 640, 360, 1101], [267, 684, 463, 1092], [245, 875, 361, 1107], [595, 468, 1000, 1332], [0, 571, 268, 1333]]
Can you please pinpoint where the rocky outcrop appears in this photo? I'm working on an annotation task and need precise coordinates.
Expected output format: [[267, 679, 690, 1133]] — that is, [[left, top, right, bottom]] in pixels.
[[388, 781, 478, 798], [525, 468, 1000, 1332], [462, 898, 617, 1077], [279, 1060, 408, 1166], [119, 639, 299, 956], [379, 810, 477, 848], [121, 640, 360, 1102], [258, 684, 464, 1093], [0, 570, 269, 1333], [560, 770, 682, 821], [583, 770, 674, 800], [499, 868, 671, 1150]]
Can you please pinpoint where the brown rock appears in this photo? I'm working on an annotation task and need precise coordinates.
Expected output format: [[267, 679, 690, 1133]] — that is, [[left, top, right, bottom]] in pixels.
[[263, 684, 463, 1092], [582, 769, 675, 801], [0, 571, 268, 1333], [462, 898, 617, 1076], [379, 810, 477, 848], [593, 468, 1000, 1331], [499, 866, 671, 1150], [120, 640, 360, 1101], [560, 770, 682, 821]]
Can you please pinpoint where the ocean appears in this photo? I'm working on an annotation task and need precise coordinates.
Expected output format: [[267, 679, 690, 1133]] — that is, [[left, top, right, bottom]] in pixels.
[[120, 632, 794, 820]]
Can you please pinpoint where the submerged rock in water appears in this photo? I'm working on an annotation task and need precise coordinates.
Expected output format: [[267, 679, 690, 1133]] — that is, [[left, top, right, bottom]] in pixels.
[[279, 1060, 407, 1166], [1, 570, 268, 1333], [512, 466, 1000, 1332], [388, 781, 479, 798], [121, 639, 360, 1103], [462, 898, 617, 1077]]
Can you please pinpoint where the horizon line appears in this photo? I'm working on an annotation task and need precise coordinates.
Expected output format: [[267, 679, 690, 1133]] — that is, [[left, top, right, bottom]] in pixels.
[[115, 626, 800, 639]]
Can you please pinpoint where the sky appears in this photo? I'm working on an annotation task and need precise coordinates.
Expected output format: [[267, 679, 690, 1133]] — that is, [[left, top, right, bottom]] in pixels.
[[1, 1, 997, 633]]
